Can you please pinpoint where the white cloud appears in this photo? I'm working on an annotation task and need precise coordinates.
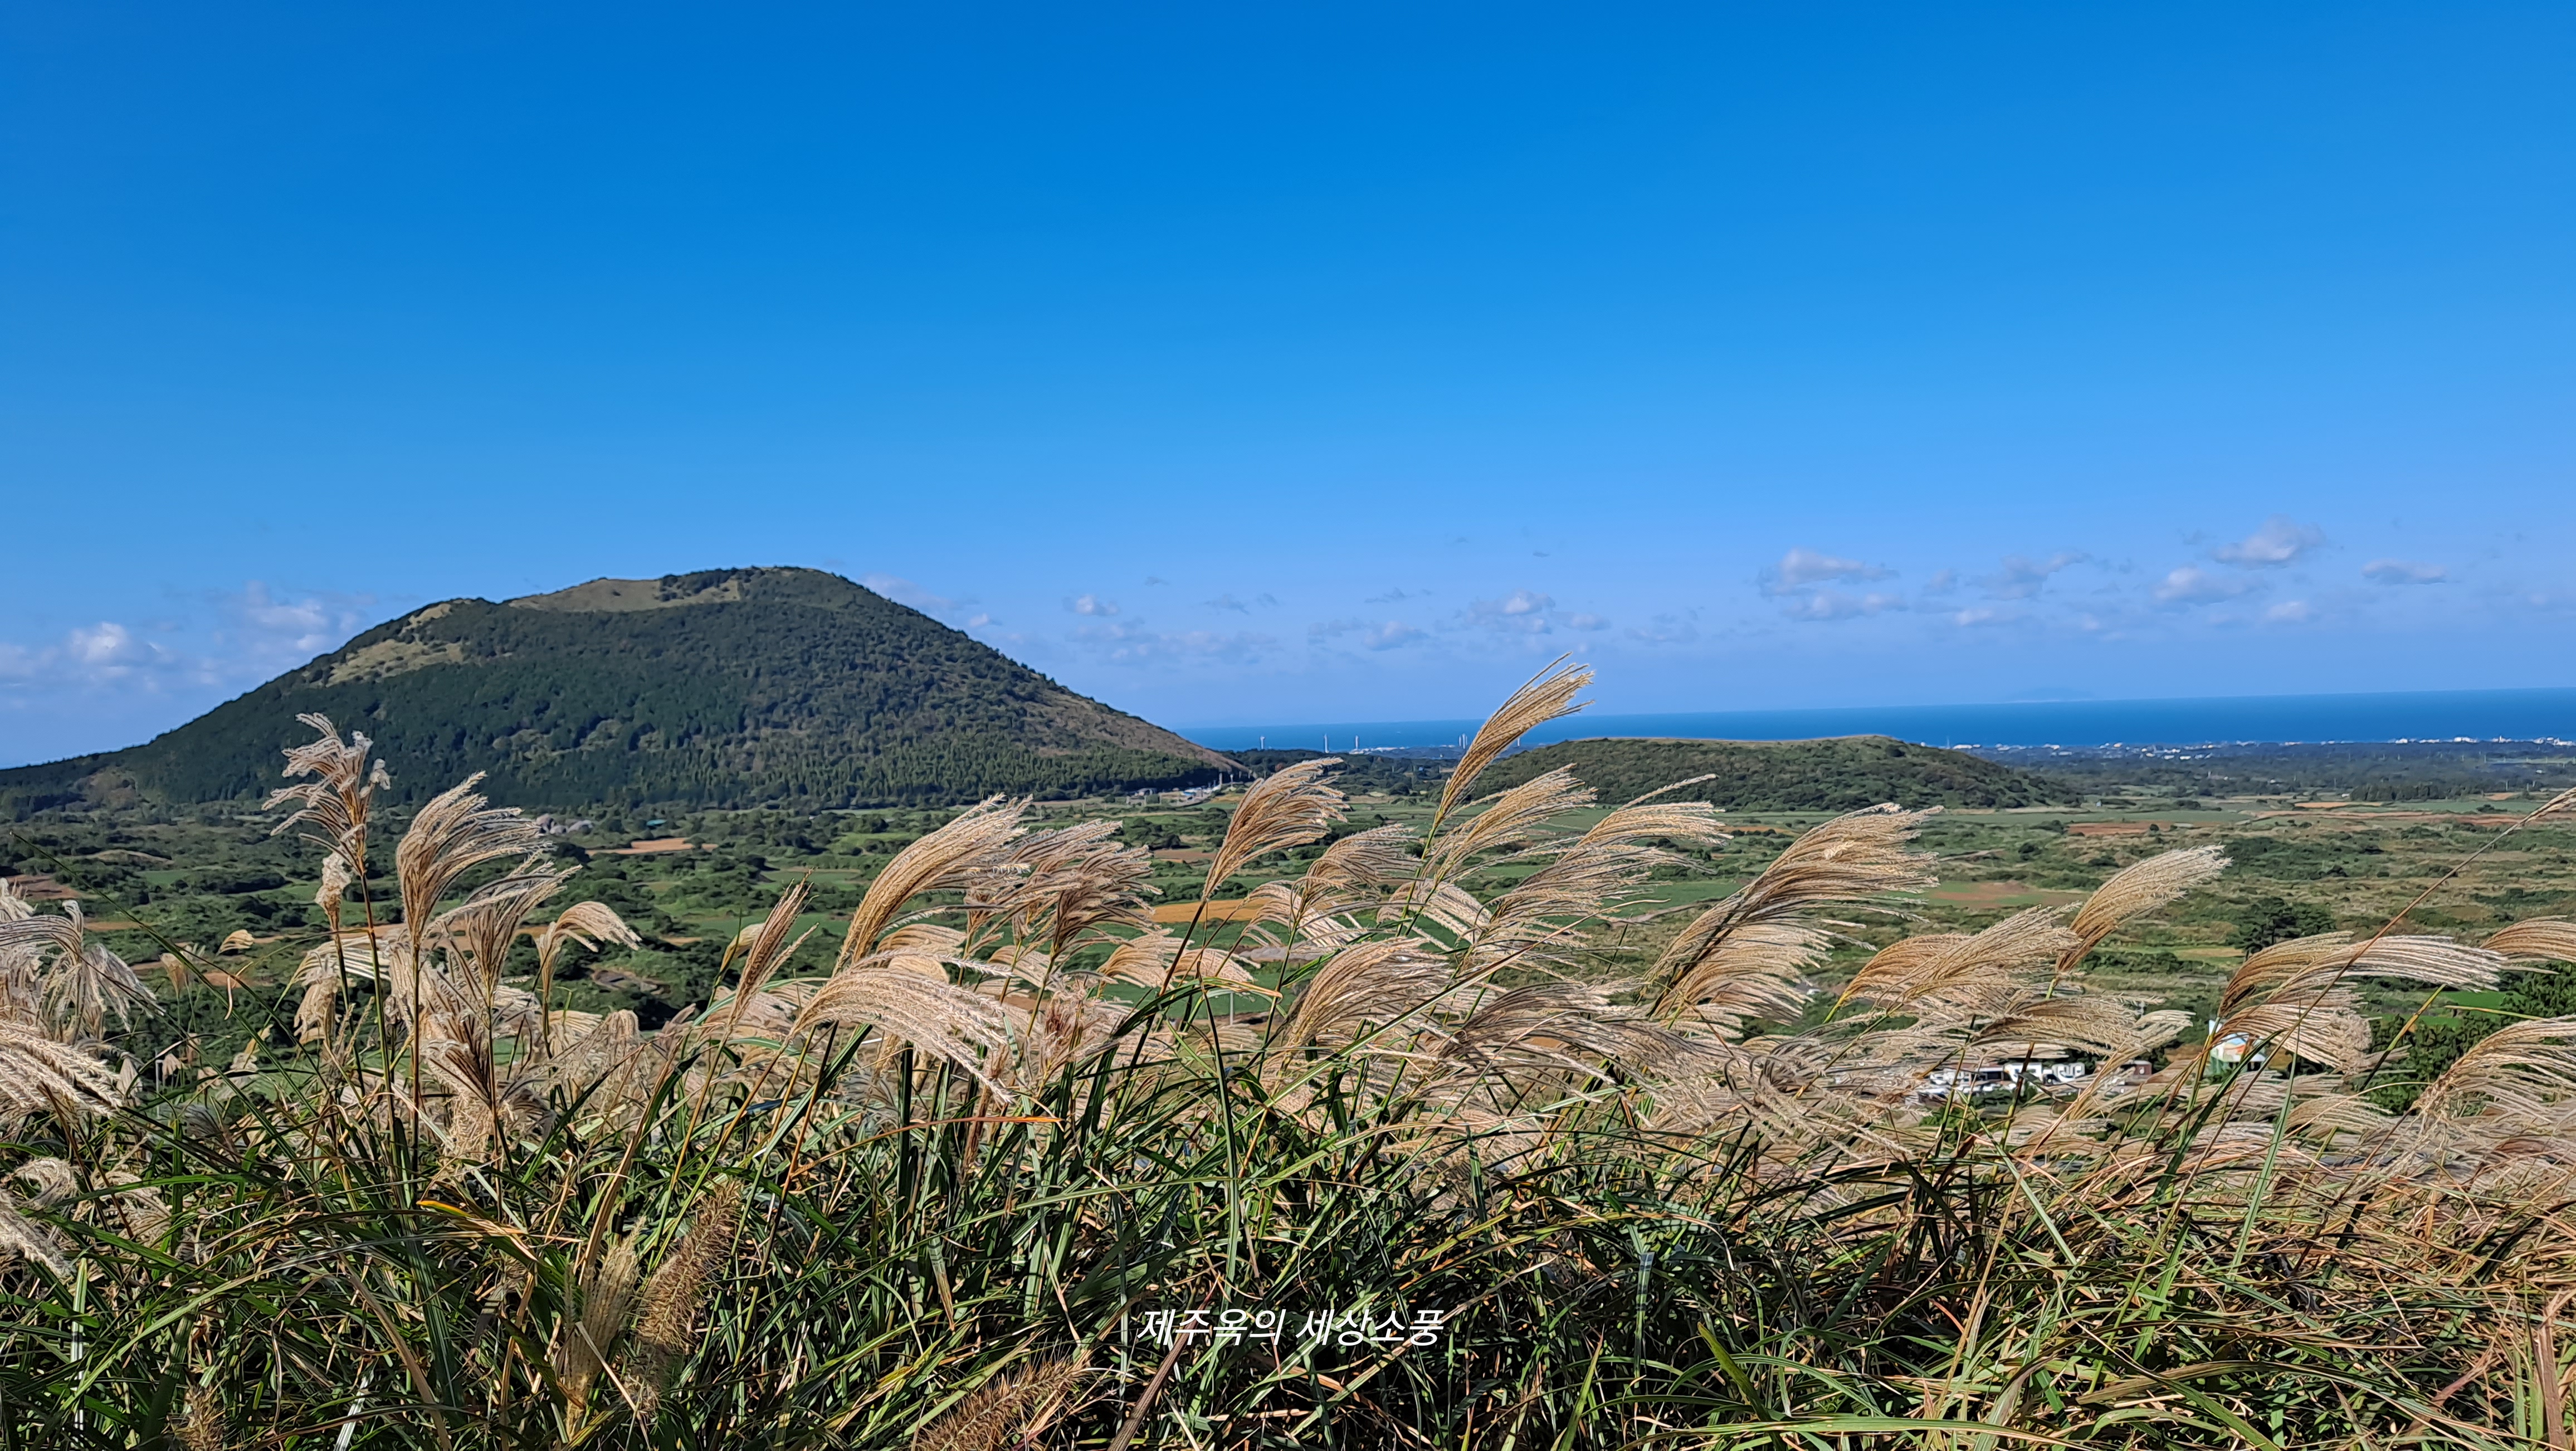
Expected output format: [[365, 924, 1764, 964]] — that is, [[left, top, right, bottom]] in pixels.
[[1782, 591, 1905, 622], [1626, 613, 1699, 644], [1922, 569, 1959, 595], [1066, 593, 1120, 616], [1949, 607, 2006, 627], [2213, 515, 2324, 567], [862, 573, 993, 629], [1202, 592, 1277, 613], [0, 620, 193, 691], [2362, 558, 2447, 585], [1311, 618, 1427, 651], [1762, 547, 1892, 595], [0, 580, 373, 704], [1980, 551, 2087, 600], [1072, 620, 1270, 663], [1465, 590, 1555, 632], [2153, 566, 2259, 606], [226, 581, 372, 670], [1364, 587, 1414, 603], [1564, 612, 1611, 631], [2265, 600, 2319, 624]]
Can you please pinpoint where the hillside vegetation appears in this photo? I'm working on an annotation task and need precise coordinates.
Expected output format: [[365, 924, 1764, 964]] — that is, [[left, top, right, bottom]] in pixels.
[[0, 567, 1225, 814], [11, 661, 2576, 1446], [1472, 733, 2077, 810]]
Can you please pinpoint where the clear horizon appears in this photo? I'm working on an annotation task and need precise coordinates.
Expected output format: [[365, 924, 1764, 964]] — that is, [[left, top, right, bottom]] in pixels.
[[5, 6, 2571, 763]]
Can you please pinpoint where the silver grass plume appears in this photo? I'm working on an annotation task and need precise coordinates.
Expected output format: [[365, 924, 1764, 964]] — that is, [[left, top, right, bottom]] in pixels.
[[0, 1194, 70, 1278], [1655, 805, 1936, 1020], [1844, 907, 2080, 1019], [1439, 980, 1707, 1089], [1289, 823, 1421, 936], [1276, 939, 1450, 1050], [840, 797, 1026, 968], [1, 908, 84, 1017], [1431, 656, 1591, 832], [2183, 932, 2502, 1077], [2058, 845, 2228, 977], [394, 773, 544, 952], [1203, 758, 1346, 901], [0, 1019, 124, 1120], [2487, 918, 2576, 966], [1466, 795, 1724, 973], [983, 820, 1157, 960], [537, 901, 642, 981], [2408, 1016, 2576, 1163], [266, 713, 388, 860], [17, 903, 155, 1036], [713, 879, 812, 1037], [1420, 768, 1595, 889], [428, 859, 573, 991], [798, 958, 1016, 1094], [535, 900, 642, 1050]]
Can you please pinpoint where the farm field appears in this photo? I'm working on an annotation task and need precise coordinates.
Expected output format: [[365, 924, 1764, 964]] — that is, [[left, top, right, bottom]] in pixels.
[[11, 766, 2572, 1102]]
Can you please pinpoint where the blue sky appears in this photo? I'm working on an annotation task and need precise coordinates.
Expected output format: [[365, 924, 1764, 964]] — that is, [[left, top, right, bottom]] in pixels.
[[4, 3, 2572, 765]]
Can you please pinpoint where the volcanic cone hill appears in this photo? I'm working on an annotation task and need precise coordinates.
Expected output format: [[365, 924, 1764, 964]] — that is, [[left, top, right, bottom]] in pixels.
[[1471, 736, 2078, 812], [2, 567, 1229, 814]]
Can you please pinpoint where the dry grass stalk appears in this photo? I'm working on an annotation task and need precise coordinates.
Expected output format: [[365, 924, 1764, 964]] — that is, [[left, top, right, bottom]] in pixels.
[[913, 1356, 1087, 1451], [840, 797, 1026, 967], [2058, 845, 2228, 975], [1433, 656, 1591, 828], [29, 659, 2576, 1444], [2489, 918, 2576, 966], [265, 713, 388, 859], [1202, 758, 1346, 900], [395, 774, 544, 950], [622, 1179, 744, 1420], [1656, 805, 1936, 1021], [558, 1239, 641, 1409], [175, 1385, 226, 1451]]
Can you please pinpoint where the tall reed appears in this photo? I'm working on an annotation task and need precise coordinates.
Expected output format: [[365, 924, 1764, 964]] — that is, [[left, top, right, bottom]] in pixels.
[[2, 678, 2572, 1447]]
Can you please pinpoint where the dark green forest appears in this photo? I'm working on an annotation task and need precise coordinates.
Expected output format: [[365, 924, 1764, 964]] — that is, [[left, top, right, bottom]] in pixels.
[[1471, 734, 2080, 811]]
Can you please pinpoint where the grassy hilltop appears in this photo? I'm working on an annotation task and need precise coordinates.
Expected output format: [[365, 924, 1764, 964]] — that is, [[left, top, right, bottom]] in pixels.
[[0, 567, 1227, 814]]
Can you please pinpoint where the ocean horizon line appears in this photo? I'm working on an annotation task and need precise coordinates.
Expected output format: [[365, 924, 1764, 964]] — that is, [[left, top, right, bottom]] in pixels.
[[1175, 685, 2576, 754]]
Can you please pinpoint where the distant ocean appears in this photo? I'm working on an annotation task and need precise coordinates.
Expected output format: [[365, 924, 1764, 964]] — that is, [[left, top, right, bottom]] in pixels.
[[1178, 687, 2576, 753]]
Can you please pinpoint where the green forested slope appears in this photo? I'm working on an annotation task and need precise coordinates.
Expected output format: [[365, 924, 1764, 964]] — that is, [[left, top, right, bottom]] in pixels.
[[1472, 736, 2079, 811], [3, 567, 1226, 813]]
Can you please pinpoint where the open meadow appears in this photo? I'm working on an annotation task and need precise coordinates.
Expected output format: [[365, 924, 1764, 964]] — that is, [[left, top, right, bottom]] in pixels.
[[6, 665, 2576, 1448]]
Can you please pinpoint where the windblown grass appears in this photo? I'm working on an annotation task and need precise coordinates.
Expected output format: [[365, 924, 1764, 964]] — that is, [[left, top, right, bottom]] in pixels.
[[4, 668, 2576, 1447]]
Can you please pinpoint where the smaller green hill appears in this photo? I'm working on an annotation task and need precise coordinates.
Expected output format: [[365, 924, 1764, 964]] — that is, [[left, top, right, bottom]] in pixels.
[[1472, 736, 2079, 812]]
